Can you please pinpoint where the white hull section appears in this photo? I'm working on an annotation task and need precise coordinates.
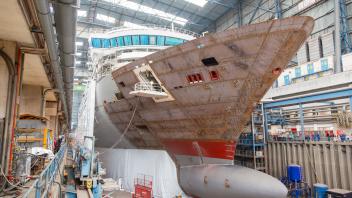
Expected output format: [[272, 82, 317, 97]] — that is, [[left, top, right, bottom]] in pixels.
[[95, 75, 133, 148]]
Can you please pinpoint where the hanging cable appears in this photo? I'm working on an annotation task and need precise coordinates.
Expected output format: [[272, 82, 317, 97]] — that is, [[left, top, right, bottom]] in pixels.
[[99, 102, 139, 155], [0, 166, 22, 191]]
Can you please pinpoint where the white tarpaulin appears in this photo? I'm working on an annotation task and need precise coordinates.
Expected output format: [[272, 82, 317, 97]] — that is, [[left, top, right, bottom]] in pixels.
[[97, 148, 186, 198]]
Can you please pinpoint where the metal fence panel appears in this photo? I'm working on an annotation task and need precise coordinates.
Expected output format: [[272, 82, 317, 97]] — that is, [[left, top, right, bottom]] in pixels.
[[266, 141, 352, 190]]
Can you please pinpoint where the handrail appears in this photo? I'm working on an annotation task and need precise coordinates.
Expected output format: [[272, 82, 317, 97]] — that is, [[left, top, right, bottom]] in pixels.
[[22, 144, 66, 198], [134, 82, 164, 93], [105, 24, 200, 38]]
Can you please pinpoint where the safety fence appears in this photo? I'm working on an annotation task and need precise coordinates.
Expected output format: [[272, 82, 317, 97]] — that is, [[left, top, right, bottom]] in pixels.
[[266, 141, 352, 190], [22, 144, 66, 198]]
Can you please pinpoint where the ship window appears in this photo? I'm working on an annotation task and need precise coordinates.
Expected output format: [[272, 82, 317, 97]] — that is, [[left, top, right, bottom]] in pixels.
[[115, 92, 124, 100], [295, 67, 301, 77], [157, 36, 165, 46], [187, 73, 203, 84], [140, 35, 149, 45], [102, 39, 110, 48], [118, 81, 126, 87], [132, 35, 140, 45], [110, 38, 117, 47], [165, 37, 183, 46], [321, 59, 329, 71], [196, 73, 203, 82], [149, 35, 156, 45], [202, 57, 218, 66], [284, 75, 290, 85], [124, 36, 132, 46], [117, 37, 125, 46], [209, 70, 219, 80], [187, 75, 193, 83], [318, 36, 323, 58], [305, 42, 310, 62], [139, 70, 159, 84], [91, 38, 102, 48], [307, 63, 314, 74]]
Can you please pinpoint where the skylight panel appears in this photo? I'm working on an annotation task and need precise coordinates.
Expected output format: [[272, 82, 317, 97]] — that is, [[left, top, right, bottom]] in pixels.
[[184, 0, 208, 7], [96, 14, 116, 23], [102, 0, 188, 25], [77, 10, 87, 17]]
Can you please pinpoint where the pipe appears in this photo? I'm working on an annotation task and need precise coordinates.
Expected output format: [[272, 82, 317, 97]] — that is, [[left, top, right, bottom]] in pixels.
[[0, 49, 17, 173], [334, 0, 342, 73], [53, 0, 78, 127], [34, 0, 70, 126], [41, 88, 52, 117], [7, 48, 25, 177]]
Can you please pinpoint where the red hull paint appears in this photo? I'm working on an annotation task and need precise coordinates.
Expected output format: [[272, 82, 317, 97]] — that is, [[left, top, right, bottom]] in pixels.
[[162, 139, 235, 160]]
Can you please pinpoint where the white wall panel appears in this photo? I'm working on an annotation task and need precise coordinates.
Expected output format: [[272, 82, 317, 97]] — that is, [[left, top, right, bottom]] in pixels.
[[297, 45, 308, 64], [309, 37, 320, 61], [96, 148, 186, 198], [321, 32, 335, 56]]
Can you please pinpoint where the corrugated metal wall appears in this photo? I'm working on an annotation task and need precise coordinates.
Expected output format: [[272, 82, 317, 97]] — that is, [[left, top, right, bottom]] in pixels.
[[297, 45, 308, 64], [266, 141, 352, 190], [321, 32, 335, 57]]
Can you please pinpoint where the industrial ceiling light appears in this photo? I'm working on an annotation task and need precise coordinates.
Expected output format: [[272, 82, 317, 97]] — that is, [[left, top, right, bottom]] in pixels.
[[76, 41, 83, 46], [184, 0, 208, 7], [76, 52, 82, 56], [78, 10, 87, 17], [102, 0, 188, 25], [96, 13, 116, 23], [76, 61, 81, 64]]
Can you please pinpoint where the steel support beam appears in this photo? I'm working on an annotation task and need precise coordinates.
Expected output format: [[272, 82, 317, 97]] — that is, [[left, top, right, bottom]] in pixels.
[[275, 0, 282, 19], [299, 103, 304, 140], [237, 0, 242, 27], [263, 89, 352, 108], [248, 0, 264, 24], [241, 1, 275, 13], [335, 0, 342, 73], [340, 0, 352, 53], [261, 104, 268, 143]]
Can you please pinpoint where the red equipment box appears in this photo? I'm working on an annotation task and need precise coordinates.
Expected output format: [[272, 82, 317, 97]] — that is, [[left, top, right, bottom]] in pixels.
[[132, 174, 153, 198]]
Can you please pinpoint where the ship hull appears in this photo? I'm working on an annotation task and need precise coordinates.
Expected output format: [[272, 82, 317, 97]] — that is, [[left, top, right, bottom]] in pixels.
[[105, 16, 314, 165], [96, 16, 314, 197]]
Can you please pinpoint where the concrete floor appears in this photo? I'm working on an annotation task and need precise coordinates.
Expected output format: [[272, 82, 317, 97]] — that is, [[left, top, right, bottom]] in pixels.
[[104, 190, 132, 198]]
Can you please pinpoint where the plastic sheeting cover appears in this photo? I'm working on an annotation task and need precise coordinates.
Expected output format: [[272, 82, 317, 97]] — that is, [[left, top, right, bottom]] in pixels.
[[97, 148, 186, 198]]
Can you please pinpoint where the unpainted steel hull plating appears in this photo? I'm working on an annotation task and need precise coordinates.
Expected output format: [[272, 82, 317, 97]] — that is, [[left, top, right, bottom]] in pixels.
[[95, 16, 314, 198]]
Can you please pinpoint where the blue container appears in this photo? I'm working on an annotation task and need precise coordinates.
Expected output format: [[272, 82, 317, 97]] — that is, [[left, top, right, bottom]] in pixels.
[[287, 164, 302, 182], [313, 183, 328, 198], [340, 134, 346, 142]]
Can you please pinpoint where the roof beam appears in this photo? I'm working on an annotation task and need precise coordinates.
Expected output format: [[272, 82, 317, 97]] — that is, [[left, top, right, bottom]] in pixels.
[[80, 0, 212, 25], [135, 0, 216, 22], [241, 1, 275, 13], [248, 0, 264, 24]]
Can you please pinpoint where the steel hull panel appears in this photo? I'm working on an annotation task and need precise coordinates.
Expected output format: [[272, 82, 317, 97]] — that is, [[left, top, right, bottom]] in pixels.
[[97, 17, 314, 164]]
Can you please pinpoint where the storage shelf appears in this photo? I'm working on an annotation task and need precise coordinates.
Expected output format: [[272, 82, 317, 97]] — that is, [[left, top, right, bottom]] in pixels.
[[234, 104, 266, 172]]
